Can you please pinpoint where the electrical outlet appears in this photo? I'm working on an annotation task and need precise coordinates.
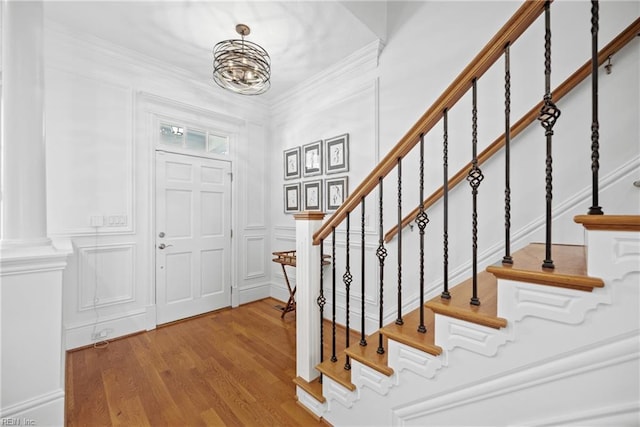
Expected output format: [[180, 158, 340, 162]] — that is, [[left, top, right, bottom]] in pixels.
[[91, 329, 109, 341]]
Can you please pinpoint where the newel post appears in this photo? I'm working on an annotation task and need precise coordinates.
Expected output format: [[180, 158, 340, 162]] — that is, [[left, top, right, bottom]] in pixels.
[[294, 211, 325, 382]]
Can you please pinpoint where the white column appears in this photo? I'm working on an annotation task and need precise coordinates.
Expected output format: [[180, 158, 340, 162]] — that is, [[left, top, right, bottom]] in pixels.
[[295, 211, 325, 381], [0, 0, 49, 246], [0, 3, 68, 425]]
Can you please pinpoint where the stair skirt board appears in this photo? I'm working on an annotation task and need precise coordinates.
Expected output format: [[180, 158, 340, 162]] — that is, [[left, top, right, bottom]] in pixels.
[[298, 225, 640, 426]]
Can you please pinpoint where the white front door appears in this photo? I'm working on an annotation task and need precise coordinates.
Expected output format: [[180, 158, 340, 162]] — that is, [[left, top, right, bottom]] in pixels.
[[155, 150, 231, 324]]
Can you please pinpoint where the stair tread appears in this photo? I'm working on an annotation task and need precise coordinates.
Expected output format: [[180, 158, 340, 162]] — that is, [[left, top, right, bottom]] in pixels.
[[293, 376, 325, 403], [574, 214, 640, 231], [317, 353, 356, 391], [425, 271, 507, 329], [486, 243, 604, 291], [381, 309, 442, 356], [345, 335, 393, 376]]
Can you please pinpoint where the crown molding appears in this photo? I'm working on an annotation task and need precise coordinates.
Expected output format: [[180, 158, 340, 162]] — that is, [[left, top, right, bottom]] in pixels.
[[270, 38, 384, 115], [43, 19, 270, 115]]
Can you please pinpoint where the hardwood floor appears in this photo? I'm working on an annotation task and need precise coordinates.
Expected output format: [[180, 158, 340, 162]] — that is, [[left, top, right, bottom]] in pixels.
[[65, 298, 327, 426]]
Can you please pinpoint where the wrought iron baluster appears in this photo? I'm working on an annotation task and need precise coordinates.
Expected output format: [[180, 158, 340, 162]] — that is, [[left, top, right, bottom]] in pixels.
[[331, 227, 337, 362], [343, 213, 352, 370], [317, 239, 326, 382], [538, 0, 561, 269], [503, 44, 514, 265], [396, 158, 404, 326], [417, 134, 429, 333], [442, 109, 451, 300], [589, 0, 603, 215], [360, 197, 367, 347], [467, 79, 483, 306], [376, 177, 387, 354]]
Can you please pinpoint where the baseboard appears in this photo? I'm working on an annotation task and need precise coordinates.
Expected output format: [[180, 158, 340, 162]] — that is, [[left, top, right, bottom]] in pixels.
[[64, 307, 148, 350], [237, 282, 272, 305], [270, 282, 292, 305], [0, 389, 64, 426]]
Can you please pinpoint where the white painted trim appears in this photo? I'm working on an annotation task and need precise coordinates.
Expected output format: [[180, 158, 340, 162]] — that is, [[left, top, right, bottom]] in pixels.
[[388, 340, 447, 379], [64, 307, 148, 350], [350, 359, 397, 396], [392, 331, 640, 422], [75, 242, 136, 311], [137, 91, 241, 324], [0, 246, 70, 275], [295, 386, 327, 419], [434, 313, 513, 357], [323, 375, 359, 411], [237, 282, 272, 305], [44, 21, 268, 112], [271, 39, 382, 113], [0, 388, 64, 419], [522, 401, 640, 427]]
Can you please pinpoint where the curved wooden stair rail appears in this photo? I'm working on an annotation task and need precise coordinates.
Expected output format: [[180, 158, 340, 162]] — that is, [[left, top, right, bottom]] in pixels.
[[312, 0, 548, 245], [385, 17, 640, 243]]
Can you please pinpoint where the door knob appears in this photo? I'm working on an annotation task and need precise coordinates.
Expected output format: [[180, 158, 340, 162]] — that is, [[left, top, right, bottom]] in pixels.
[[158, 243, 173, 250], [159, 232, 165, 238]]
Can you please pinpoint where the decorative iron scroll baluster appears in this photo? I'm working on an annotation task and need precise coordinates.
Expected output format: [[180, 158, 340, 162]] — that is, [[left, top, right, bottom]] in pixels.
[[360, 197, 367, 347], [589, 0, 603, 215], [416, 134, 429, 333], [317, 239, 326, 382], [343, 213, 352, 371], [331, 227, 337, 362], [441, 109, 451, 300], [503, 44, 513, 265], [538, 0, 561, 269], [376, 177, 387, 354], [467, 79, 483, 306], [396, 158, 403, 326]]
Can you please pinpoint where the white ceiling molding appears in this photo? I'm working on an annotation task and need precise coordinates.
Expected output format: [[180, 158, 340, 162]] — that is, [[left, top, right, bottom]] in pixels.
[[270, 39, 384, 117], [44, 20, 269, 115]]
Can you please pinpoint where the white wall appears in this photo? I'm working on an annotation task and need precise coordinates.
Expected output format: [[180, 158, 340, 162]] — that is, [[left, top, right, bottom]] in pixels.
[[269, 0, 640, 331], [43, 22, 272, 349], [269, 40, 383, 326], [38, 0, 639, 350]]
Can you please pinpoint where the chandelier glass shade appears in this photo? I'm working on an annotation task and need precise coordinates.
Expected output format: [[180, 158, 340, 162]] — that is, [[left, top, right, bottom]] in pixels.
[[212, 24, 271, 96]]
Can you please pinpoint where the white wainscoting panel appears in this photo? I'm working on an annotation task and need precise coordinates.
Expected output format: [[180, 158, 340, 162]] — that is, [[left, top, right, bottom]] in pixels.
[[77, 243, 135, 311], [245, 236, 266, 279]]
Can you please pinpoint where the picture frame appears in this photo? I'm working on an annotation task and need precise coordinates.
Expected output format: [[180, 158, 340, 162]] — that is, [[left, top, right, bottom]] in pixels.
[[283, 147, 301, 180], [302, 140, 323, 177], [325, 176, 348, 212], [325, 134, 349, 175], [283, 183, 301, 213], [303, 180, 323, 211]]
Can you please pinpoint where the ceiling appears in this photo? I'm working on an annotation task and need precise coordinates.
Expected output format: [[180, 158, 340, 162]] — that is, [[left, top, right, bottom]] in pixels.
[[44, 1, 387, 101]]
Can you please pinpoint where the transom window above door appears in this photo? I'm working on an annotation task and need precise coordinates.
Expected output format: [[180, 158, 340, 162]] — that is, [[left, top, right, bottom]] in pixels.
[[159, 122, 229, 155]]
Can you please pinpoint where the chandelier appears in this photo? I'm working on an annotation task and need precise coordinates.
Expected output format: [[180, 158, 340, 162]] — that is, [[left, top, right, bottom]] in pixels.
[[212, 24, 271, 96]]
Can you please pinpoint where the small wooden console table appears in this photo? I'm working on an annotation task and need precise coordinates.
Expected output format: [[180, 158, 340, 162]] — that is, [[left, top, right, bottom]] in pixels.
[[272, 250, 330, 318]]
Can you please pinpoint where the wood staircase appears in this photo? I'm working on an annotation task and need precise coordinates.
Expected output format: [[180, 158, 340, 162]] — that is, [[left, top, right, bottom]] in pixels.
[[295, 215, 640, 425]]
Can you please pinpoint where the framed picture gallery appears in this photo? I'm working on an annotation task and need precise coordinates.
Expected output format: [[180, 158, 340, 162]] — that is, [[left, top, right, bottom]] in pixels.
[[283, 183, 301, 213], [302, 140, 322, 177], [303, 180, 322, 211], [283, 147, 301, 180], [282, 132, 350, 214], [325, 176, 348, 212], [325, 134, 349, 175]]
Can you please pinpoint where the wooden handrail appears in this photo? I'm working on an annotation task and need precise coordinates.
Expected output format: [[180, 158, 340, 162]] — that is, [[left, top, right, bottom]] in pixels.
[[384, 17, 640, 243], [313, 1, 547, 245]]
